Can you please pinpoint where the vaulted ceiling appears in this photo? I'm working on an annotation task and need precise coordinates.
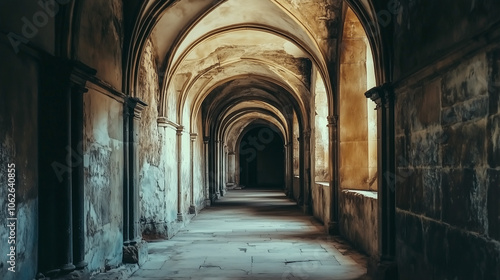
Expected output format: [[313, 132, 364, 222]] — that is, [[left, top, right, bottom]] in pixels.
[[128, 0, 345, 140]]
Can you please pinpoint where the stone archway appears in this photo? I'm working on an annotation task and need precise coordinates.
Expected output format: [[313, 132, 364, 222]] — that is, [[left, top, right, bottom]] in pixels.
[[238, 126, 285, 189]]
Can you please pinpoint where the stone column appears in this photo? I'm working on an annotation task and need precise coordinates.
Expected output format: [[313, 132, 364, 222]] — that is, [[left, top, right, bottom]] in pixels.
[[366, 83, 397, 277], [123, 97, 148, 265], [71, 84, 88, 271], [38, 59, 95, 278], [128, 98, 147, 242], [298, 135, 304, 206], [189, 133, 198, 214], [203, 137, 211, 206], [123, 103, 131, 245], [59, 74, 75, 274], [302, 130, 312, 214], [285, 141, 294, 198], [215, 140, 221, 199], [221, 144, 228, 196], [327, 115, 340, 235], [227, 151, 236, 187], [177, 126, 184, 221]]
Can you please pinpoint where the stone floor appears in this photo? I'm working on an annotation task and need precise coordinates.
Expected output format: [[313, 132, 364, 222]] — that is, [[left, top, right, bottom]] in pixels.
[[127, 189, 370, 280]]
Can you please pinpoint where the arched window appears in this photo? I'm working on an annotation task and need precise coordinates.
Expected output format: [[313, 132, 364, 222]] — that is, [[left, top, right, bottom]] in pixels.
[[339, 7, 377, 191]]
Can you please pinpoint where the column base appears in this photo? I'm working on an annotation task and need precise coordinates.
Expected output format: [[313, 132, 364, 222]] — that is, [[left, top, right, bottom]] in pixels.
[[123, 240, 148, 266], [368, 256, 398, 280], [204, 199, 212, 207], [61, 263, 76, 272], [177, 213, 184, 221], [74, 261, 88, 270], [189, 205, 197, 214]]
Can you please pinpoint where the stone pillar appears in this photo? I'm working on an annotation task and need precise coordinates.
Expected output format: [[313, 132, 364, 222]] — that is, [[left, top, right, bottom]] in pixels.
[[215, 140, 221, 199], [71, 84, 88, 270], [189, 133, 198, 214], [365, 83, 397, 279], [38, 59, 95, 278], [298, 135, 304, 206], [129, 98, 147, 241], [303, 130, 312, 214], [177, 126, 184, 221], [123, 103, 131, 245], [327, 115, 340, 235], [285, 141, 294, 198], [123, 97, 148, 265], [59, 74, 75, 274], [227, 151, 236, 187], [221, 144, 228, 196], [203, 137, 211, 206]]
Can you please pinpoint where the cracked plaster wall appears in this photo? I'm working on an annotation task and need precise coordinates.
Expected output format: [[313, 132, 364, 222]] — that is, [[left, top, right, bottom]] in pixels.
[[75, 0, 127, 273], [137, 39, 205, 240], [83, 89, 124, 273]]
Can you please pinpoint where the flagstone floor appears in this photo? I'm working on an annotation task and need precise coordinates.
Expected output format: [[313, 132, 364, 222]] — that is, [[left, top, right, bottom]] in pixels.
[[128, 189, 370, 280]]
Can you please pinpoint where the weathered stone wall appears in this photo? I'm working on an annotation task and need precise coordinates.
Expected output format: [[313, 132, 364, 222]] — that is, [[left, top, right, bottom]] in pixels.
[[339, 190, 378, 257], [76, 0, 123, 90], [283, 0, 342, 63], [137, 38, 178, 239], [394, 46, 500, 279], [0, 0, 55, 54], [83, 88, 124, 273], [137, 38, 165, 238], [312, 183, 331, 226], [293, 176, 301, 202], [392, 1, 500, 278], [0, 43, 39, 280], [0, 1, 57, 278], [394, 0, 500, 80], [72, 0, 127, 273], [137, 38, 206, 239]]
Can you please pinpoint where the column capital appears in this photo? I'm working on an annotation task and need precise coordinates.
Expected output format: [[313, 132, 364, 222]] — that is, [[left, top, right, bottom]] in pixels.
[[126, 97, 148, 119], [203, 136, 210, 144], [68, 60, 97, 89], [327, 115, 339, 127], [190, 133, 198, 141], [365, 83, 394, 109], [176, 126, 184, 135]]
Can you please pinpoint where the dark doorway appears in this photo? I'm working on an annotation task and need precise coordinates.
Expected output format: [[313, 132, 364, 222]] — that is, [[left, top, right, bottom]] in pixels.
[[239, 126, 285, 189]]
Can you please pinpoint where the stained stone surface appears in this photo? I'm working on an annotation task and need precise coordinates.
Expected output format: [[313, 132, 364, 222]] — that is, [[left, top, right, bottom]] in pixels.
[[127, 189, 368, 280]]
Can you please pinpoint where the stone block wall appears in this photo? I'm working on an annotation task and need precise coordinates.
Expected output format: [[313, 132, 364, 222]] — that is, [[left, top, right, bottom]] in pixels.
[[312, 182, 331, 226], [339, 190, 378, 257], [394, 48, 500, 280]]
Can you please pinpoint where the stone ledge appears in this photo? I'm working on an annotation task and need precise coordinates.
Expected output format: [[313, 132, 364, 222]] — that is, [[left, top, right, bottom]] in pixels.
[[343, 189, 378, 200]]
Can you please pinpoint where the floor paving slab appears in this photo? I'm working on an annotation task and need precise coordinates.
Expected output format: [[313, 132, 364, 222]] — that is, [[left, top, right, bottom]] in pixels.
[[125, 188, 370, 280]]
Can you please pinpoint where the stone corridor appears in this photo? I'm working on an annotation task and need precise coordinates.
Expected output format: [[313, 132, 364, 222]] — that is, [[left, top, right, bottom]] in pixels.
[[3, 1, 500, 279], [127, 189, 368, 280]]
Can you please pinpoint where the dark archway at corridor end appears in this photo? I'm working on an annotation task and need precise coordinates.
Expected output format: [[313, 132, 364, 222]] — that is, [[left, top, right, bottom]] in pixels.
[[238, 126, 285, 190]]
